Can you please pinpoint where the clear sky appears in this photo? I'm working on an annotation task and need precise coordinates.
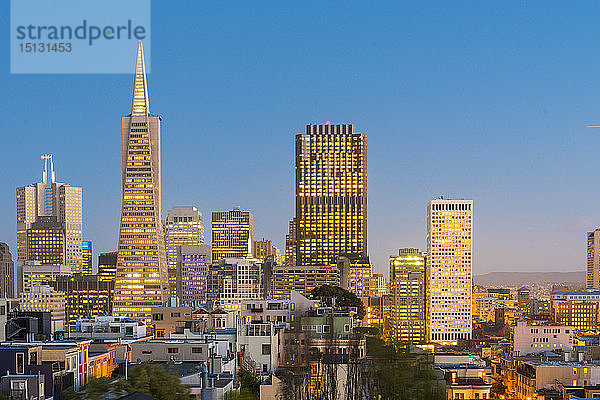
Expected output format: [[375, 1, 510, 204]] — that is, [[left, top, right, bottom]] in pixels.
[[2, 1, 600, 276]]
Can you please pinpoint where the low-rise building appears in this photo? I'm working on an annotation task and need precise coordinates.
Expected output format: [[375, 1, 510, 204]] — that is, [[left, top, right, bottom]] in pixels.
[[513, 321, 574, 356], [19, 285, 66, 333], [69, 316, 148, 340], [150, 306, 193, 339]]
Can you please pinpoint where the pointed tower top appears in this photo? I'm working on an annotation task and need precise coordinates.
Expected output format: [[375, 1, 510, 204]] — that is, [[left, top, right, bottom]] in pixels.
[[131, 41, 149, 116]]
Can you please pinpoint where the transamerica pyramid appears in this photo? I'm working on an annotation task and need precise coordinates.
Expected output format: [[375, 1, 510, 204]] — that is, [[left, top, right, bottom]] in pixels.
[[113, 41, 168, 321]]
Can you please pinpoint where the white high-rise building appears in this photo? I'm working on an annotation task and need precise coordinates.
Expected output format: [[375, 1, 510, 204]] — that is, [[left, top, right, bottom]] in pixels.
[[426, 198, 473, 345], [16, 155, 83, 271]]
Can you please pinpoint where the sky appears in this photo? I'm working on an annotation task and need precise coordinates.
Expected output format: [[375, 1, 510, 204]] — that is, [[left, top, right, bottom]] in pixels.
[[2, 1, 600, 276]]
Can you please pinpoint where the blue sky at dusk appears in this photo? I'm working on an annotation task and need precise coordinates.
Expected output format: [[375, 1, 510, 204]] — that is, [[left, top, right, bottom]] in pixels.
[[2, 1, 600, 275]]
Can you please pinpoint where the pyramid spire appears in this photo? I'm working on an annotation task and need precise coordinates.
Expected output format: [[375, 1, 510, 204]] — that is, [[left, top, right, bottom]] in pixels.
[[131, 41, 149, 116]]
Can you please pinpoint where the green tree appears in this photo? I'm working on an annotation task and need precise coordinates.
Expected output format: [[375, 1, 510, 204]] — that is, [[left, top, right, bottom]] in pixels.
[[365, 337, 445, 400], [311, 285, 366, 319]]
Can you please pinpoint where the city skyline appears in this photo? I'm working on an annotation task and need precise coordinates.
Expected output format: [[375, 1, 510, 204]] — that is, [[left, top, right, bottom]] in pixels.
[[4, 2, 600, 275]]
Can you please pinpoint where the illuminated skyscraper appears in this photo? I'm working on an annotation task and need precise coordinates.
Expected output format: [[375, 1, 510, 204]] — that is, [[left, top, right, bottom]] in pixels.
[[211, 208, 253, 262], [587, 228, 600, 289], [113, 41, 169, 321], [284, 218, 297, 266], [295, 123, 367, 267], [176, 244, 211, 305], [0, 243, 15, 298], [16, 154, 83, 271], [81, 241, 92, 275], [426, 198, 473, 345], [389, 248, 426, 344], [164, 206, 204, 296]]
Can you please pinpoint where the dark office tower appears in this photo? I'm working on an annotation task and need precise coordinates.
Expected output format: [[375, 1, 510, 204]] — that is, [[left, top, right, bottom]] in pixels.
[[113, 41, 169, 321], [295, 124, 367, 266], [98, 252, 118, 282], [81, 241, 92, 275], [26, 216, 65, 265], [284, 218, 297, 266], [0, 243, 15, 298], [51, 274, 114, 331]]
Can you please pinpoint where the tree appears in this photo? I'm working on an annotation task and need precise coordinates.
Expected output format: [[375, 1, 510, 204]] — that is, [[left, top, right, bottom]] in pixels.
[[63, 364, 190, 400], [310, 285, 366, 319], [491, 380, 507, 398]]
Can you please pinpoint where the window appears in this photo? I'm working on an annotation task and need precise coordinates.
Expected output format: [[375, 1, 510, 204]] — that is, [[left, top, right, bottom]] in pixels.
[[153, 313, 163, 321], [262, 344, 271, 355], [192, 347, 203, 354], [142, 350, 152, 354], [156, 329, 165, 338], [344, 324, 350, 333], [171, 312, 181, 318], [323, 325, 330, 333], [167, 348, 179, 354], [16, 353, 25, 374]]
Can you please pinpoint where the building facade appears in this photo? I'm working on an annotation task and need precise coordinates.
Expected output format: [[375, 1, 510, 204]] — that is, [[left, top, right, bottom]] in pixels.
[[272, 265, 339, 300], [0, 243, 15, 298], [26, 216, 66, 265], [164, 206, 205, 296], [211, 209, 253, 262], [207, 258, 261, 310], [389, 248, 426, 344], [52, 274, 115, 331], [338, 256, 371, 298], [426, 198, 473, 344], [512, 321, 573, 356], [19, 285, 66, 333], [16, 154, 82, 271], [113, 41, 169, 321], [177, 244, 211, 305], [294, 123, 367, 267], [253, 239, 278, 262]]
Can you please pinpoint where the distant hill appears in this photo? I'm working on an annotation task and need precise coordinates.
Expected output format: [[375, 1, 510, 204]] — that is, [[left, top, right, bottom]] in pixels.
[[474, 271, 585, 287]]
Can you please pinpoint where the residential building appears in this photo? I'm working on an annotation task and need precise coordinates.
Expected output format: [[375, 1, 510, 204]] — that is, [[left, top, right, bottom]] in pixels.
[[113, 41, 169, 321], [272, 265, 339, 300], [70, 316, 148, 340], [19, 285, 66, 333], [26, 216, 66, 265], [150, 305, 193, 339], [338, 255, 371, 297], [211, 208, 253, 261], [514, 360, 600, 399], [81, 240, 92, 275], [426, 198, 473, 345], [97, 251, 117, 282], [512, 321, 573, 356], [0, 243, 15, 298], [389, 248, 426, 344], [237, 322, 280, 376], [164, 206, 205, 296], [176, 244, 211, 305], [207, 258, 261, 310], [16, 154, 83, 271], [294, 123, 367, 267], [51, 274, 114, 331], [588, 228, 600, 289], [370, 273, 388, 296]]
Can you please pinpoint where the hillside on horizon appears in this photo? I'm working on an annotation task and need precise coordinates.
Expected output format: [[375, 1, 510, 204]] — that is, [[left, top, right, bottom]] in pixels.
[[474, 271, 585, 287]]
